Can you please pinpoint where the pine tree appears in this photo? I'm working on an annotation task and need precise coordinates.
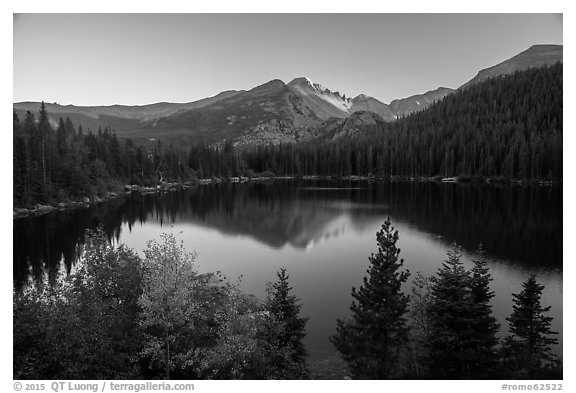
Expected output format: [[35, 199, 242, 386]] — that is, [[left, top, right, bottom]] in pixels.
[[266, 268, 309, 369], [37, 101, 51, 198], [427, 244, 476, 378], [501, 274, 559, 378], [330, 218, 410, 379], [468, 248, 500, 378], [22, 110, 45, 204], [13, 109, 27, 206]]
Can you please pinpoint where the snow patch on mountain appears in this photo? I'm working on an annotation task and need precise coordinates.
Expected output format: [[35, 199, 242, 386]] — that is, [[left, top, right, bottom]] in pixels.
[[288, 77, 353, 115], [320, 91, 353, 112]]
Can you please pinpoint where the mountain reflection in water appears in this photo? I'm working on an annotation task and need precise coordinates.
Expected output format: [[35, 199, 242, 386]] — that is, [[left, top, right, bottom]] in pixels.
[[13, 180, 563, 357], [14, 180, 561, 290]]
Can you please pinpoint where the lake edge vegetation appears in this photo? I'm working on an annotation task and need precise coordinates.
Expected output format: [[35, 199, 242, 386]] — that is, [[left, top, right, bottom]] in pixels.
[[330, 219, 561, 379], [13, 219, 561, 380], [13, 229, 309, 380]]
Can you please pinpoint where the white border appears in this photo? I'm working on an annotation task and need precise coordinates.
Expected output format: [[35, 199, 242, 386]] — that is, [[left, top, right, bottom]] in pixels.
[[4, 2, 571, 392]]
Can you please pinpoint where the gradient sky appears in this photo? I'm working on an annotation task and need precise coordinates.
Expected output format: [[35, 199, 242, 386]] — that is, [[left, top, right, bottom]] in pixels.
[[13, 13, 562, 106]]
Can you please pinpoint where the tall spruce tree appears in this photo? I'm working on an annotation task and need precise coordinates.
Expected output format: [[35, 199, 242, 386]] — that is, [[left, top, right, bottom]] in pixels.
[[501, 274, 559, 378], [427, 245, 502, 379], [13, 109, 26, 207], [330, 218, 410, 379], [427, 244, 476, 379], [266, 268, 309, 369], [37, 101, 51, 199], [468, 249, 500, 378]]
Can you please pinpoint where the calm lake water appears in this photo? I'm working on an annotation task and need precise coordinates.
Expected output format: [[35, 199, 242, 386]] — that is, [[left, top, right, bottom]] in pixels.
[[13, 180, 563, 359]]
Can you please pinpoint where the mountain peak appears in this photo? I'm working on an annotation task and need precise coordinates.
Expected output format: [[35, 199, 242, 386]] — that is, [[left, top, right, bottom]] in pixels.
[[353, 94, 374, 101], [246, 79, 287, 96], [262, 79, 286, 87], [288, 77, 317, 89], [289, 76, 312, 84]]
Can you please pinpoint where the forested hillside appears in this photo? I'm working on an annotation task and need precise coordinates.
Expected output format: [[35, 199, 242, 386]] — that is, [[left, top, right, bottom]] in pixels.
[[13, 105, 193, 207], [247, 63, 562, 181], [13, 64, 562, 208]]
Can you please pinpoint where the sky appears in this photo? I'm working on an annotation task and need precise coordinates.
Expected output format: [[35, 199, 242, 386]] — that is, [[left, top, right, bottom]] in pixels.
[[13, 13, 563, 106]]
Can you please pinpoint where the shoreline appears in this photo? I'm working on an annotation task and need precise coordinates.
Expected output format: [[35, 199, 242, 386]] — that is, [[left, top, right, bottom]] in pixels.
[[12, 175, 560, 220]]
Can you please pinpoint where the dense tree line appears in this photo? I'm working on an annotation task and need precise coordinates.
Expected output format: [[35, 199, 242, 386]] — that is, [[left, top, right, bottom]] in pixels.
[[13, 64, 562, 208], [13, 230, 308, 379], [13, 103, 196, 207], [188, 140, 246, 179], [244, 64, 562, 181], [332, 219, 561, 379], [13, 102, 247, 208]]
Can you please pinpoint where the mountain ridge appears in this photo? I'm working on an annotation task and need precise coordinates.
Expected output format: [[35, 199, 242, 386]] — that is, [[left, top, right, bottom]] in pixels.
[[461, 44, 562, 89], [13, 44, 562, 147]]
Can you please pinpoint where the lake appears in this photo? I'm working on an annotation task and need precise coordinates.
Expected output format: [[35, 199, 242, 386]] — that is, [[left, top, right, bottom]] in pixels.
[[13, 179, 563, 360]]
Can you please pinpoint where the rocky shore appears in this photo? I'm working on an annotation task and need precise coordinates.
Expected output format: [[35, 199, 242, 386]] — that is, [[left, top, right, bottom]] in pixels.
[[13, 178, 252, 219], [12, 175, 557, 220], [13, 191, 126, 219]]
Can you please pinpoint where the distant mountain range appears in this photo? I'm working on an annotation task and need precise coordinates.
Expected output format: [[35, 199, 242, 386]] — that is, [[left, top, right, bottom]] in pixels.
[[14, 44, 562, 147], [389, 87, 455, 118]]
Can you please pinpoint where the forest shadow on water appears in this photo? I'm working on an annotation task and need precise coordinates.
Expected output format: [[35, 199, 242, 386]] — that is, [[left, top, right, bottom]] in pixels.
[[13, 180, 562, 290]]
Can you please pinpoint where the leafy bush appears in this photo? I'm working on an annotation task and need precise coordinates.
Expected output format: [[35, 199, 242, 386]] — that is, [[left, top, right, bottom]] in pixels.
[[14, 230, 310, 380], [13, 229, 143, 379]]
